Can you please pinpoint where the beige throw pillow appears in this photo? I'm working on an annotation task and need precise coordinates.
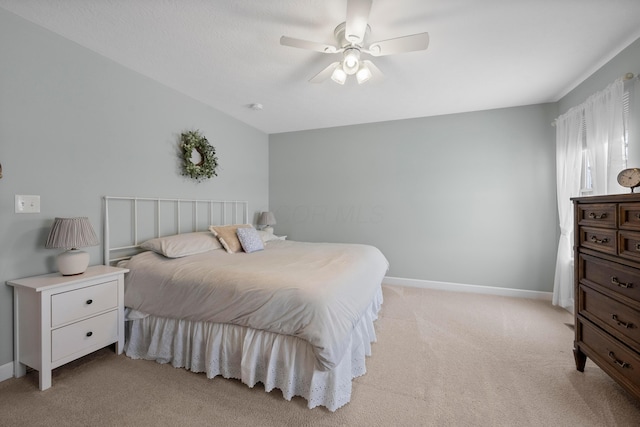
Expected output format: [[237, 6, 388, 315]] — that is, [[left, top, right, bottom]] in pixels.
[[209, 224, 252, 253]]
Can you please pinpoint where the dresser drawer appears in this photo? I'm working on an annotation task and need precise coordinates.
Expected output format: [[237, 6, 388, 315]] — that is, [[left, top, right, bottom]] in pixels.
[[579, 319, 640, 388], [579, 227, 618, 255], [620, 203, 640, 231], [578, 254, 640, 302], [51, 310, 118, 363], [619, 230, 640, 262], [51, 280, 118, 327], [578, 203, 617, 228], [580, 285, 640, 351]]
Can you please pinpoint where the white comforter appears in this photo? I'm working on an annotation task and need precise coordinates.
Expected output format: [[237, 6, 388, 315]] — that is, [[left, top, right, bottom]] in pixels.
[[123, 240, 389, 370]]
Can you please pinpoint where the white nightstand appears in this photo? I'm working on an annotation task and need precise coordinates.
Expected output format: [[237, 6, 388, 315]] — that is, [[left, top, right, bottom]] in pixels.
[[7, 265, 129, 390]]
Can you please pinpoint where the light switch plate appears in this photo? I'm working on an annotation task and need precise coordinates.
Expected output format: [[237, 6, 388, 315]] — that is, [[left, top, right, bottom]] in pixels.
[[15, 195, 40, 213]]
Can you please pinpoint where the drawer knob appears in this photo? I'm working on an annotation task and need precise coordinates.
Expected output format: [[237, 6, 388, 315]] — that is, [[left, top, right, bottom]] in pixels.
[[635, 243, 640, 251], [608, 351, 631, 369], [590, 235, 609, 244], [612, 314, 634, 329], [86, 331, 93, 337], [611, 276, 633, 289], [86, 299, 93, 305], [588, 212, 607, 219]]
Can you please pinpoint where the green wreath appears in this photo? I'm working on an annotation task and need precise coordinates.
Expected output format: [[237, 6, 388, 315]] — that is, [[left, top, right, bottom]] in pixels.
[[180, 130, 218, 181]]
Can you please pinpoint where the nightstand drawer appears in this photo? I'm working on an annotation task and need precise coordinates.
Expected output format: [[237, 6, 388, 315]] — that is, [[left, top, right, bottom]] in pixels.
[[51, 280, 118, 327], [51, 310, 118, 363]]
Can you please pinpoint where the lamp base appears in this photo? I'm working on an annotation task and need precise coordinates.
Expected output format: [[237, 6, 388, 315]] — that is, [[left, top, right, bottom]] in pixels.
[[262, 226, 274, 234], [56, 249, 90, 275]]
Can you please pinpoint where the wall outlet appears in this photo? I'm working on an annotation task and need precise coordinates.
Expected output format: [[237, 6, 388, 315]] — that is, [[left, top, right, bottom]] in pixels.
[[15, 195, 40, 213]]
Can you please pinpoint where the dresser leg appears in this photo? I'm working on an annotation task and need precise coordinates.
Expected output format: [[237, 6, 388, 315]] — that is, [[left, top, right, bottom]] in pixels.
[[574, 348, 586, 372]]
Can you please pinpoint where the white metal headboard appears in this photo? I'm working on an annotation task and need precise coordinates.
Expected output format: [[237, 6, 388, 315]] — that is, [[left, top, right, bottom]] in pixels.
[[103, 196, 249, 266]]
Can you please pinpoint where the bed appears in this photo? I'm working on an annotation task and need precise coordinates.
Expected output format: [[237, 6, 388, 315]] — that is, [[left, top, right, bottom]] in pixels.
[[104, 196, 388, 411]]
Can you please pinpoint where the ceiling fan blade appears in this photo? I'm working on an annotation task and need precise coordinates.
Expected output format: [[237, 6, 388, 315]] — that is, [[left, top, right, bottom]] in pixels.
[[367, 32, 429, 56], [345, 0, 372, 44], [309, 62, 341, 83], [280, 36, 339, 54]]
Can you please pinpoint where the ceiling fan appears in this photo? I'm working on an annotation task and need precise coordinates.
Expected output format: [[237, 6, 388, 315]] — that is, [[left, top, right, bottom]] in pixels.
[[280, 0, 429, 85]]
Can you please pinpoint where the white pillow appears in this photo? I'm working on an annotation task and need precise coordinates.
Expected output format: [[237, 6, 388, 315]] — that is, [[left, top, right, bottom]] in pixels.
[[257, 230, 283, 243], [140, 231, 222, 258]]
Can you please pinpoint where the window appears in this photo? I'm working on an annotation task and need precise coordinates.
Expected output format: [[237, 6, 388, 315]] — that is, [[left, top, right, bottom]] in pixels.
[[579, 84, 632, 196]]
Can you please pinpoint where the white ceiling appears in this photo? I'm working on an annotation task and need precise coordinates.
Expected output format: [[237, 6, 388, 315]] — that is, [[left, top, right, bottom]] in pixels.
[[2, 0, 640, 134]]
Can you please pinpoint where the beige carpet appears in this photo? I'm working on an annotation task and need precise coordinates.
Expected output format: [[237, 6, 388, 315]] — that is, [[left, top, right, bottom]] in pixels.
[[1, 285, 640, 426]]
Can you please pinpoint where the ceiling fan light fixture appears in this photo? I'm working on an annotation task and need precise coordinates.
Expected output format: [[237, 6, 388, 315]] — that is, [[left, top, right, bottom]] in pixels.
[[356, 63, 372, 84], [342, 48, 360, 75], [280, 0, 430, 85], [331, 66, 347, 85]]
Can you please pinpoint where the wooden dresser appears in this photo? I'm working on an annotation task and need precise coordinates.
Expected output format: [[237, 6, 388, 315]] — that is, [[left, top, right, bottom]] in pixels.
[[573, 193, 640, 400]]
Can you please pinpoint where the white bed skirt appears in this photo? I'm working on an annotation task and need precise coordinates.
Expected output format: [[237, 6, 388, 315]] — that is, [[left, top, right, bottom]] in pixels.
[[124, 286, 383, 411]]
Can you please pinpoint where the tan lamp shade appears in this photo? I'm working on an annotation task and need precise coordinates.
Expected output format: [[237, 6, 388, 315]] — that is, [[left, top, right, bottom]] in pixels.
[[258, 211, 276, 233], [45, 217, 99, 275]]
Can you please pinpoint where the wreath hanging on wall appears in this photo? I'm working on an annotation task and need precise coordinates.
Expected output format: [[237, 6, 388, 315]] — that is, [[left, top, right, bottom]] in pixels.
[[180, 130, 219, 182]]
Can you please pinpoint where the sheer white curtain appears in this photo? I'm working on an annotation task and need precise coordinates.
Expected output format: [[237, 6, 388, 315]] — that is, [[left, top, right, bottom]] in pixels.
[[552, 108, 583, 309], [628, 77, 640, 165], [552, 78, 626, 309], [584, 79, 625, 195]]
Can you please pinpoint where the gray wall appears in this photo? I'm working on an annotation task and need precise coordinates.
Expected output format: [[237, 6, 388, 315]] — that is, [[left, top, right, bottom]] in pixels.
[[269, 104, 559, 292], [0, 10, 268, 366], [268, 35, 640, 299]]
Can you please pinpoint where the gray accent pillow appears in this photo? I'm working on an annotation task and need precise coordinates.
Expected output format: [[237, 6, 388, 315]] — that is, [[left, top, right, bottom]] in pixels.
[[237, 227, 264, 253]]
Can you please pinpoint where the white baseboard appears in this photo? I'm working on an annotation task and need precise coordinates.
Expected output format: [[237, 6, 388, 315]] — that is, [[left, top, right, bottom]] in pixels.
[[384, 276, 553, 301], [0, 361, 14, 383]]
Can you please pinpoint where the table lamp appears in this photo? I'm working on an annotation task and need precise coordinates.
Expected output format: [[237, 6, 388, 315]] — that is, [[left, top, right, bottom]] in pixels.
[[258, 211, 276, 234], [45, 217, 99, 275]]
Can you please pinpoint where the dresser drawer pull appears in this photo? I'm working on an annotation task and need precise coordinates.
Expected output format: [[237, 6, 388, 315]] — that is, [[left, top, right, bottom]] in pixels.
[[590, 236, 609, 244], [611, 276, 633, 288], [612, 314, 635, 329], [608, 351, 631, 369], [588, 212, 607, 219], [86, 299, 93, 305], [86, 331, 93, 337], [635, 243, 640, 251]]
